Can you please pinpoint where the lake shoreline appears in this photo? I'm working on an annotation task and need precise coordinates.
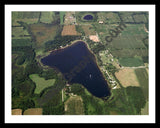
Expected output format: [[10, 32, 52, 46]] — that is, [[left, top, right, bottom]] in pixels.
[[41, 40, 111, 97]]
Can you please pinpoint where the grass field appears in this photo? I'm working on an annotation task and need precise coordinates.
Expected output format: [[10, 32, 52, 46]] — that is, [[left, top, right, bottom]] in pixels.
[[133, 14, 148, 23], [97, 12, 121, 24], [40, 12, 55, 23], [96, 23, 148, 60], [60, 12, 65, 24], [12, 12, 40, 26], [119, 12, 135, 22], [141, 101, 149, 115], [115, 68, 140, 87], [107, 24, 147, 49], [29, 74, 56, 94], [23, 108, 43, 115], [65, 96, 84, 115], [110, 49, 148, 58], [119, 57, 144, 67], [12, 27, 31, 39], [12, 39, 32, 47], [81, 25, 96, 36], [135, 68, 148, 100]]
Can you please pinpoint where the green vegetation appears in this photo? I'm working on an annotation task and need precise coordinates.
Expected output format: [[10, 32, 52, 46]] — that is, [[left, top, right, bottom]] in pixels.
[[12, 26, 31, 39], [40, 12, 55, 23], [97, 12, 121, 24], [43, 103, 64, 115], [125, 86, 146, 114], [45, 34, 81, 51], [119, 57, 144, 67], [75, 12, 98, 24], [60, 11, 65, 24], [12, 12, 40, 25], [67, 83, 146, 115], [12, 39, 32, 47], [135, 68, 148, 100], [29, 74, 56, 94], [65, 96, 84, 115], [17, 99, 35, 113], [12, 11, 149, 115]]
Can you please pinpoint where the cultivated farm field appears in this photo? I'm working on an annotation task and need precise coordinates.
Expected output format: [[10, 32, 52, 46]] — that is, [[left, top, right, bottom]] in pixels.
[[12, 109, 22, 115], [118, 57, 144, 67], [23, 108, 43, 115], [65, 96, 84, 115], [29, 23, 59, 46], [40, 12, 55, 23], [61, 25, 81, 36], [12, 27, 31, 39], [12, 12, 40, 26], [135, 68, 148, 100], [115, 68, 140, 87]]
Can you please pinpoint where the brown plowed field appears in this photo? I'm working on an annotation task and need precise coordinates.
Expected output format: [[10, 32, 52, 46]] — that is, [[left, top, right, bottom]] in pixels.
[[61, 25, 81, 36]]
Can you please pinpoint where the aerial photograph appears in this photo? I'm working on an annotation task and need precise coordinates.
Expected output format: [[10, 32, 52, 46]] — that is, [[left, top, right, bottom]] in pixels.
[[11, 11, 149, 115]]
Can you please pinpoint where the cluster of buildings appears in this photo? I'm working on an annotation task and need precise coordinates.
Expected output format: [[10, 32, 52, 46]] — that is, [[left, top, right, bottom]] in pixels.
[[63, 83, 77, 97]]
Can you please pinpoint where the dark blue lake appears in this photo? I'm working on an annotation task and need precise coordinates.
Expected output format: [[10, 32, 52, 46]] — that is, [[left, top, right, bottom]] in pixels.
[[83, 15, 93, 20], [41, 41, 110, 98]]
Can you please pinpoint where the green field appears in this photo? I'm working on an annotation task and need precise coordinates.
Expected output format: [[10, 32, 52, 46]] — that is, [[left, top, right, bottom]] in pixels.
[[12, 12, 40, 25], [12, 39, 32, 47], [40, 12, 55, 23], [107, 24, 147, 49], [12, 27, 31, 39], [106, 24, 148, 61], [29, 74, 56, 94], [119, 57, 144, 67], [135, 68, 148, 100], [60, 12, 65, 24], [97, 12, 121, 24], [96, 23, 148, 60], [65, 96, 84, 115], [119, 12, 135, 22]]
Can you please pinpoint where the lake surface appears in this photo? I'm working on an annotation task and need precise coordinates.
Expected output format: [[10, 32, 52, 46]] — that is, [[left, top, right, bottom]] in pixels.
[[41, 41, 110, 98], [83, 15, 93, 20]]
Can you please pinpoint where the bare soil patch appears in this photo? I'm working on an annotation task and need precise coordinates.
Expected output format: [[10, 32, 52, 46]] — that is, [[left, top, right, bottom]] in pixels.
[[89, 35, 100, 42]]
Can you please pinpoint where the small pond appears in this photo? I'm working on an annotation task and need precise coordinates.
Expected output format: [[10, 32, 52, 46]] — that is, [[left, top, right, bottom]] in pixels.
[[83, 15, 93, 20]]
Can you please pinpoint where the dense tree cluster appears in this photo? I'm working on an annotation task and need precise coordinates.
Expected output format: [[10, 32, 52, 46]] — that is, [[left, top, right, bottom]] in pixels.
[[45, 34, 82, 51]]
